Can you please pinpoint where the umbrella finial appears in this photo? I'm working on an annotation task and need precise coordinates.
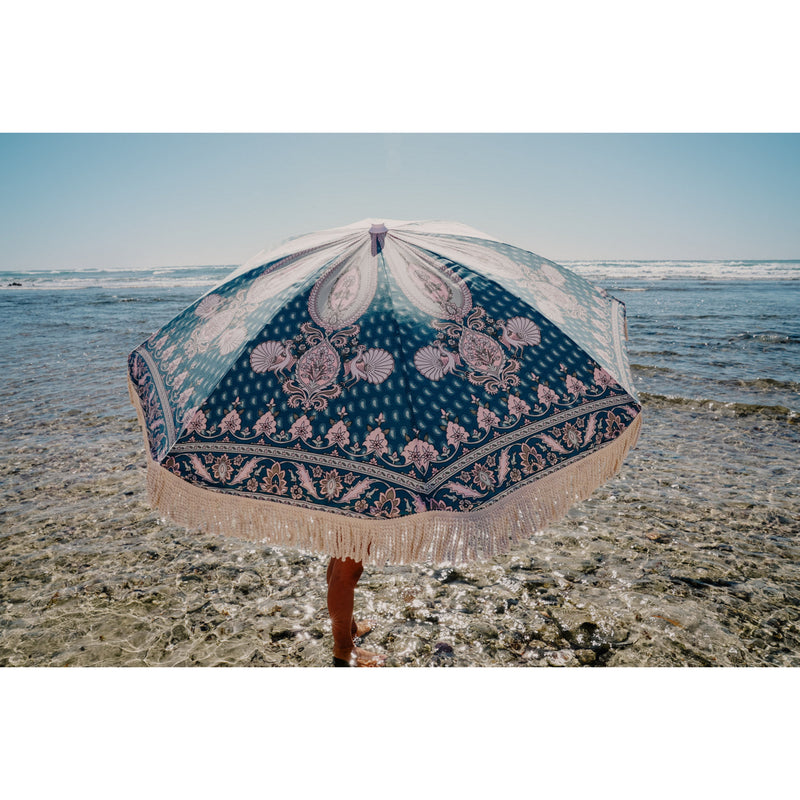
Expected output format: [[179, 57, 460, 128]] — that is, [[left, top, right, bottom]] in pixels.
[[369, 223, 388, 256]]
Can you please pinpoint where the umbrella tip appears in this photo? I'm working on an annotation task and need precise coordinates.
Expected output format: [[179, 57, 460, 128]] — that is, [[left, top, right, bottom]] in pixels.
[[369, 222, 388, 255]]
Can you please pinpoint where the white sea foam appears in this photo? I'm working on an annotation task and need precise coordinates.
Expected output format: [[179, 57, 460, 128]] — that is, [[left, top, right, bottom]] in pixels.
[[2, 260, 798, 292], [1, 265, 232, 291], [563, 260, 800, 282]]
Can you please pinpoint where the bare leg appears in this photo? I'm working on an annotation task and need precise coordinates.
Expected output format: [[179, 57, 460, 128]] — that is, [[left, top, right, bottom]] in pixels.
[[325, 559, 374, 640], [326, 557, 385, 667]]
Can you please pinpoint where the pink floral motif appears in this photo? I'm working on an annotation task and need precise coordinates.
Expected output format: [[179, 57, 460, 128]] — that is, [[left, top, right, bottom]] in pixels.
[[561, 421, 582, 449], [593, 367, 616, 388], [537, 384, 559, 406], [566, 374, 587, 396], [220, 410, 241, 434], [211, 455, 234, 482], [459, 327, 505, 375], [477, 406, 499, 431], [289, 415, 313, 441], [520, 443, 546, 475], [402, 439, 439, 474], [370, 487, 400, 518], [507, 395, 531, 418], [261, 462, 287, 495], [605, 411, 624, 437], [471, 462, 495, 491], [320, 470, 343, 499], [283, 337, 343, 411], [325, 420, 350, 448], [446, 421, 469, 448], [363, 427, 389, 456], [185, 409, 207, 433], [296, 340, 340, 389], [254, 411, 276, 436]]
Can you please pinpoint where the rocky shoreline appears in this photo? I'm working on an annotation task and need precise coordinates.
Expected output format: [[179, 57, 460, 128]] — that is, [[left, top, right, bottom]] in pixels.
[[2, 400, 799, 667]]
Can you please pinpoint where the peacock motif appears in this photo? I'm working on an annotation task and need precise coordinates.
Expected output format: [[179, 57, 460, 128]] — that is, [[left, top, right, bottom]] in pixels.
[[414, 306, 540, 393]]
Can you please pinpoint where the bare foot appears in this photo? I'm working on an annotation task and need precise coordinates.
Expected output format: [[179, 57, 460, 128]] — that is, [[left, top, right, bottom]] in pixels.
[[353, 646, 386, 667], [352, 619, 375, 639], [333, 645, 386, 667]]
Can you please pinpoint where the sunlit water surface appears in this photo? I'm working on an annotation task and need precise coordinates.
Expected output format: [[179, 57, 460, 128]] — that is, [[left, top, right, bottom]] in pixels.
[[1, 264, 798, 666]]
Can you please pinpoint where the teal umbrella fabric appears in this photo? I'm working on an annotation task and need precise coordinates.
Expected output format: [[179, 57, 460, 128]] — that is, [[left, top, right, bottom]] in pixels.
[[128, 219, 641, 564]]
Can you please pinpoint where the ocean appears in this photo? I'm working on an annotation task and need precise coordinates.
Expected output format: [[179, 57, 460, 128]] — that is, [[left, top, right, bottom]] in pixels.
[[1, 260, 798, 666]]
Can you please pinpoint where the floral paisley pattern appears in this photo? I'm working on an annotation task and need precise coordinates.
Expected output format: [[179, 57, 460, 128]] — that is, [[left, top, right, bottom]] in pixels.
[[129, 220, 640, 524], [250, 322, 395, 411], [414, 306, 540, 394]]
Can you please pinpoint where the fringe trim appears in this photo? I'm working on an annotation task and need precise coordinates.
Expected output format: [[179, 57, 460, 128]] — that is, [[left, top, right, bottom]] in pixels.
[[128, 378, 641, 566]]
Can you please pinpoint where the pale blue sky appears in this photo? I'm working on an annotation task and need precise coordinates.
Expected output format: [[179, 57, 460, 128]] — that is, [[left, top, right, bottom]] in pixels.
[[1, 133, 798, 269]]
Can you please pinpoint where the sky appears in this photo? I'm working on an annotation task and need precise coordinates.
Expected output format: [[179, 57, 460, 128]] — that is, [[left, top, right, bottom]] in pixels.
[[1, 133, 799, 270]]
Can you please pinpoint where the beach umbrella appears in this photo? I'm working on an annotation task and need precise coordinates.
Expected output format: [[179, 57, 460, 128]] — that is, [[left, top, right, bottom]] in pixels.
[[128, 219, 641, 565]]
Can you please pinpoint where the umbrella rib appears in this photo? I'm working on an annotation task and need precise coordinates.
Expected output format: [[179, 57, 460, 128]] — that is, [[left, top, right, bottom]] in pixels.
[[374, 241, 428, 484]]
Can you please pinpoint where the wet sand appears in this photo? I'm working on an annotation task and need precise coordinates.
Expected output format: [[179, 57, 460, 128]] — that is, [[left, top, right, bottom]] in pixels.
[[2, 397, 798, 667]]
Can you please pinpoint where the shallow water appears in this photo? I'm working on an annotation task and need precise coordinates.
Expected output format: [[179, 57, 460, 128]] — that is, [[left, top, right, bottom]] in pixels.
[[1, 398, 798, 667], [1, 266, 799, 667]]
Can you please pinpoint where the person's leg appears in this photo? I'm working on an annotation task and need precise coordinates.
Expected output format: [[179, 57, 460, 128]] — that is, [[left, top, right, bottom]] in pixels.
[[326, 557, 374, 640], [327, 557, 362, 661], [326, 557, 385, 667]]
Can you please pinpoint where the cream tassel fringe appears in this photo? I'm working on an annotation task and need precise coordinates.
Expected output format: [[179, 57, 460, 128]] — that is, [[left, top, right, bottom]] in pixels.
[[128, 378, 641, 566]]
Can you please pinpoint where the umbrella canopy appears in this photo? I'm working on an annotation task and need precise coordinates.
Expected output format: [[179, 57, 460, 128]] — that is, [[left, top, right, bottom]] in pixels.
[[128, 219, 641, 564]]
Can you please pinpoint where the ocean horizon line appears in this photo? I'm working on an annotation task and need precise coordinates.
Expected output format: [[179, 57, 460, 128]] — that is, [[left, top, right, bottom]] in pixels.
[[2, 257, 800, 274]]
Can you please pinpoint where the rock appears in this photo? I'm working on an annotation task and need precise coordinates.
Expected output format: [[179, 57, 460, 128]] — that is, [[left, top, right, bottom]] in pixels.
[[570, 622, 600, 649], [539, 593, 561, 605], [545, 649, 576, 667], [234, 569, 263, 595], [575, 649, 597, 665], [469, 620, 498, 639], [531, 617, 566, 647], [521, 575, 556, 591], [433, 567, 465, 584], [430, 642, 456, 666], [270, 620, 300, 641], [170, 623, 190, 644]]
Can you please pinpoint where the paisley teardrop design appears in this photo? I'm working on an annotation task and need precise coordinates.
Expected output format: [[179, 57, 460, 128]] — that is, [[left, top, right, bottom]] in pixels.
[[458, 327, 505, 377], [295, 339, 341, 391], [308, 240, 376, 331], [383, 236, 472, 321]]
